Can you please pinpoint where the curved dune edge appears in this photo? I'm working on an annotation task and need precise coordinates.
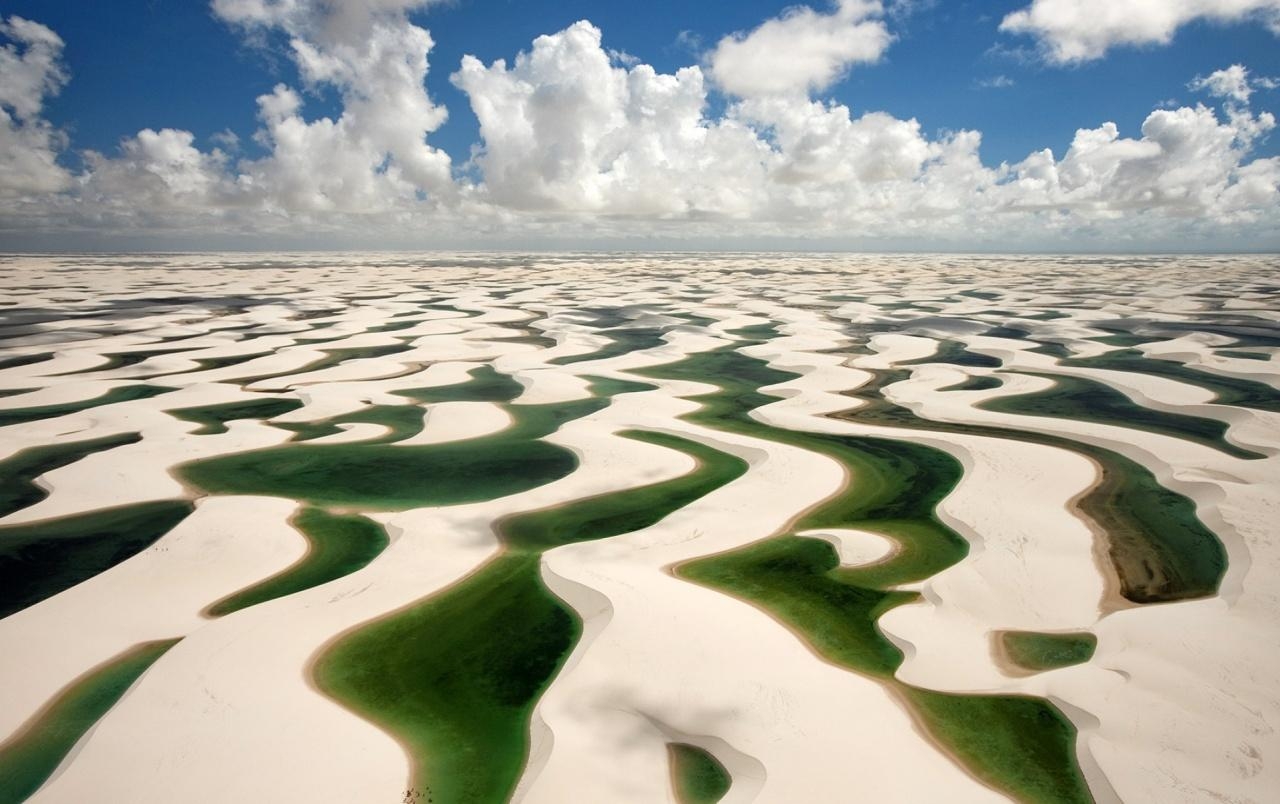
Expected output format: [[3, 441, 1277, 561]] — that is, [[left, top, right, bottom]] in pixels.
[[799, 334, 1278, 801], [0, 637, 180, 803], [34, 385, 705, 801], [0, 255, 1274, 803], [520, 337, 1015, 801], [0, 496, 310, 741]]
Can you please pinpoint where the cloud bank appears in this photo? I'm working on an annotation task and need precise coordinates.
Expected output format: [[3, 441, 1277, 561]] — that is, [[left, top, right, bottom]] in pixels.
[[0, 1, 1278, 250], [1001, 0, 1280, 64]]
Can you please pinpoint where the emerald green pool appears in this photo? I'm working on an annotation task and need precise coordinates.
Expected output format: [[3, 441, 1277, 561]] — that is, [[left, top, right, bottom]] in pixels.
[[314, 429, 747, 804], [834, 367, 1227, 604], [981, 372, 1264, 460], [1000, 631, 1098, 673], [637, 345, 1093, 804], [0, 501, 194, 620], [0, 638, 179, 804], [206, 508, 389, 617], [0, 432, 141, 518], [0, 385, 175, 428], [669, 743, 732, 804]]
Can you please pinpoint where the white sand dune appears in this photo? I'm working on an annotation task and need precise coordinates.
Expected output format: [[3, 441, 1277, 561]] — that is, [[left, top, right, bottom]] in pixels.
[[0, 253, 1276, 804]]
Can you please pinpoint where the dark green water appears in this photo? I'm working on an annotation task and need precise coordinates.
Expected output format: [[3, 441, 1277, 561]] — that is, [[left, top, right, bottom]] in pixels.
[[393, 365, 524, 405], [1000, 631, 1097, 673], [669, 743, 732, 804], [167, 397, 303, 435], [1063, 349, 1280, 413], [939, 374, 1003, 392], [190, 351, 275, 371], [0, 433, 141, 518], [276, 404, 427, 445], [174, 399, 584, 510], [314, 429, 747, 804], [0, 501, 194, 619], [637, 346, 1093, 804], [56, 347, 190, 375], [903, 340, 1002, 368], [0, 385, 175, 428], [550, 327, 667, 365], [177, 371, 669, 511], [207, 508, 390, 617], [0, 353, 53, 372], [981, 373, 1264, 460], [1216, 349, 1272, 362], [223, 342, 416, 385], [270, 365, 531, 444], [0, 638, 180, 804], [834, 367, 1226, 604]]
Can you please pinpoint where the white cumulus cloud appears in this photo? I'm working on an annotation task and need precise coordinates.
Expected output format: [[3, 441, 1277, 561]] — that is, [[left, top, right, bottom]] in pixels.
[[1, 10, 1278, 249], [1001, 0, 1280, 64], [708, 0, 893, 97], [451, 21, 770, 217], [0, 16, 72, 198]]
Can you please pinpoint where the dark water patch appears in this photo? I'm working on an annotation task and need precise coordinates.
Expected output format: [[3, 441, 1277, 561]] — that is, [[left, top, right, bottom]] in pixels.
[[0, 353, 53, 372], [176, 434, 576, 511], [580, 375, 657, 397], [669, 743, 732, 804], [290, 308, 345, 321], [568, 305, 654, 330], [0, 385, 175, 429], [1064, 349, 1280, 413], [982, 372, 1264, 459], [639, 347, 1092, 804], [277, 404, 426, 445], [317, 552, 574, 804], [365, 319, 423, 334], [187, 351, 276, 372], [938, 374, 1003, 392], [1216, 349, 1273, 361], [904, 688, 1088, 804], [166, 397, 303, 435], [550, 327, 667, 365], [1091, 333, 1165, 347], [176, 373, 625, 511], [999, 631, 1097, 673], [1029, 341, 1074, 360], [315, 427, 745, 804], [53, 347, 193, 376], [0, 501, 194, 620], [725, 322, 779, 341], [1155, 319, 1280, 348], [500, 430, 747, 553], [393, 365, 525, 405], [0, 433, 142, 519], [831, 369, 1226, 604], [902, 340, 1001, 369], [672, 311, 718, 329], [984, 326, 1031, 340], [221, 342, 415, 386], [207, 508, 388, 616], [0, 638, 180, 804]]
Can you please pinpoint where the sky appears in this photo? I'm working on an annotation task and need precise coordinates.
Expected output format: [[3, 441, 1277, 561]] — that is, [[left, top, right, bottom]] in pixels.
[[1, 0, 1279, 251]]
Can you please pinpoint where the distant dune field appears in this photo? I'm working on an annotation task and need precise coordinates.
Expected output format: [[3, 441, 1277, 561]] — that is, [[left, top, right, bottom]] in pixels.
[[0, 253, 1276, 804]]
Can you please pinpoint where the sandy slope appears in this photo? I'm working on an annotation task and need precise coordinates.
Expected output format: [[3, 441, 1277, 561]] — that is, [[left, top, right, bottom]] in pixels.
[[0, 253, 1276, 803]]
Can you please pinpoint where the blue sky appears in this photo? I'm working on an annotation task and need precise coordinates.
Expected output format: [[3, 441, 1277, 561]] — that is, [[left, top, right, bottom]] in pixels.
[[2, 0, 1280, 250], [11, 0, 1279, 170]]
